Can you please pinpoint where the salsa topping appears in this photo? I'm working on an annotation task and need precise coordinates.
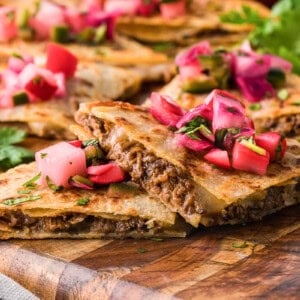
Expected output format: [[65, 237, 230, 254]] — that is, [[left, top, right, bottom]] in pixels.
[[0, 44, 77, 109], [150, 89, 287, 175], [35, 140, 126, 191], [175, 40, 292, 102]]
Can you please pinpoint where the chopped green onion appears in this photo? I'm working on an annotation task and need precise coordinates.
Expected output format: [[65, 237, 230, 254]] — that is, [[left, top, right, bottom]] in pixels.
[[137, 248, 148, 253], [94, 24, 106, 44], [292, 100, 300, 106], [46, 176, 63, 192], [17, 189, 32, 194], [277, 89, 289, 101], [240, 139, 266, 155], [51, 25, 70, 43], [12, 92, 29, 106], [232, 241, 248, 249], [77, 197, 90, 206], [83, 139, 99, 147], [22, 172, 41, 188], [40, 153, 47, 159], [3, 195, 41, 206], [249, 103, 262, 111], [151, 237, 163, 242]]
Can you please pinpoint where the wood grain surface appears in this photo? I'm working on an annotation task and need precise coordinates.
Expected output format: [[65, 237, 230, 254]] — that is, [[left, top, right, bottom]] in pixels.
[[0, 205, 299, 300]]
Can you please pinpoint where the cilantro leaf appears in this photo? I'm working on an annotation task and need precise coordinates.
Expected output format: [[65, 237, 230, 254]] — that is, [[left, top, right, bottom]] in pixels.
[[220, 5, 267, 26], [0, 127, 26, 145], [0, 127, 35, 171], [0, 145, 34, 170]]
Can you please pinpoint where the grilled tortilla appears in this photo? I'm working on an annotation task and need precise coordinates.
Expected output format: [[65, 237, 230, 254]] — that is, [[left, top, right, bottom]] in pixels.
[[75, 101, 300, 227], [115, 0, 270, 46], [158, 74, 300, 137], [0, 163, 190, 239], [0, 35, 174, 83]]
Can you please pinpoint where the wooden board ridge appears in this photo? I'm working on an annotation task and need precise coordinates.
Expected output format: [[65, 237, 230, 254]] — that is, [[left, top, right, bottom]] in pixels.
[[0, 205, 299, 299]]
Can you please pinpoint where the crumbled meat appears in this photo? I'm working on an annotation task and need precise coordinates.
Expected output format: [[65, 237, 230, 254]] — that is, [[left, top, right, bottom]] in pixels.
[[258, 114, 300, 137], [221, 182, 300, 224], [79, 114, 203, 217], [0, 212, 154, 234]]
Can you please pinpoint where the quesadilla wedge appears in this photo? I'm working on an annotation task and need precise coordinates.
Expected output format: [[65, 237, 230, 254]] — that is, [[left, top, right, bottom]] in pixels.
[[0, 163, 190, 239], [75, 101, 300, 227], [159, 74, 300, 137], [114, 0, 270, 46]]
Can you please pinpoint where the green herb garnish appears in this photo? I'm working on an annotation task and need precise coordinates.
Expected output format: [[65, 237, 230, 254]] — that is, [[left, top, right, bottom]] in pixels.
[[277, 89, 289, 101], [17, 189, 32, 194], [137, 248, 148, 254], [3, 195, 41, 206], [292, 100, 300, 106], [151, 237, 164, 242], [82, 139, 99, 147], [249, 103, 262, 111], [0, 127, 34, 170], [220, 1, 300, 75], [40, 153, 47, 159], [46, 176, 63, 192], [22, 172, 41, 189], [77, 197, 90, 206], [232, 241, 248, 249], [178, 116, 208, 140]]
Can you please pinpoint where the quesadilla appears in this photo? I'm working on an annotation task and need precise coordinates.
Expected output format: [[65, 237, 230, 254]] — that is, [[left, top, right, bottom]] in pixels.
[[0, 163, 190, 239], [114, 0, 270, 46], [75, 101, 300, 227]]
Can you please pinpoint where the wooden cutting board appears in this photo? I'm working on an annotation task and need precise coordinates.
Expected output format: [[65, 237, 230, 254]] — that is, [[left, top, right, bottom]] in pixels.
[[0, 205, 299, 300]]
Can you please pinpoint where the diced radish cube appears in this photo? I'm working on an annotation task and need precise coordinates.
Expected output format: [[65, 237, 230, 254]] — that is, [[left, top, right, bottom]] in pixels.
[[204, 148, 231, 169], [64, 7, 86, 33], [179, 63, 201, 80], [53, 72, 66, 97], [212, 99, 245, 132], [0, 88, 14, 108], [104, 0, 139, 15], [232, 140, 270, 175], [68, 140, 83, 148], [0, 7, 18, 42], [88, 162, 125, 184], [29, 0, 66, 40], [19, 64, 57, 100], [150, 92, 185, 127], [176, 104, 213, 129], [46, 43, 78, 79], [35, 141, 87, 188], [8, 54, 34, 74], [1, 69, 20, 88], [255, 132, 286, 162], [160, 0, 186, 19], [175, 133, 213, 152]]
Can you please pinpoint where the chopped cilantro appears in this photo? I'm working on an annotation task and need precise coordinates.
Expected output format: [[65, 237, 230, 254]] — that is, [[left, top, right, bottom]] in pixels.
[[151, 237, 164, 242], [46, 176, 63, 192], [3, 195, 41, 206], [23, 173, 41, 189], [83, 139, 99, 147], [137, 248, 148, 254], [77, 197, 90, 206], [249, 103, 262, 111], [232, 241, 248, 249], [40, 153, 47, 159], [17, 189, 32, 194]]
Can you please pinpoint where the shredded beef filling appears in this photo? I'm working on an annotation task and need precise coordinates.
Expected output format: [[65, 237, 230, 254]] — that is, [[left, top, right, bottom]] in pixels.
[[0, 212, 156, 234], [79, 114, 203, 217], [257, 114, 300, 137], [221, 182, 300, 223]]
